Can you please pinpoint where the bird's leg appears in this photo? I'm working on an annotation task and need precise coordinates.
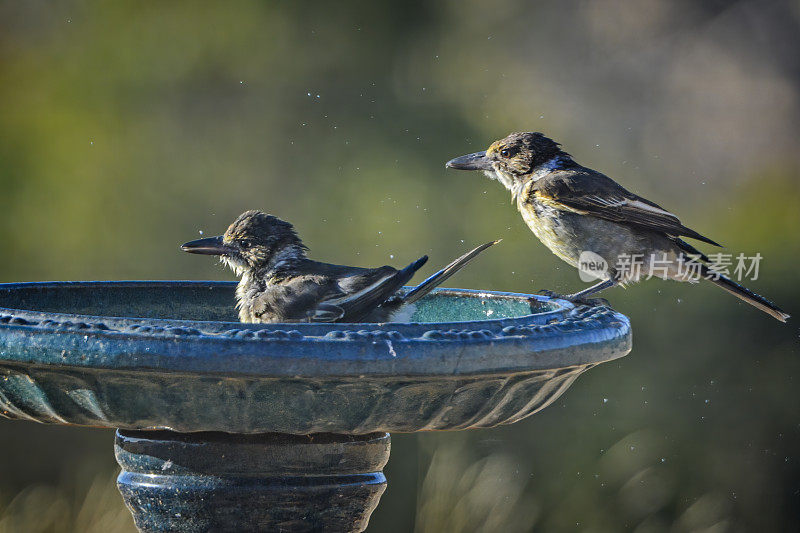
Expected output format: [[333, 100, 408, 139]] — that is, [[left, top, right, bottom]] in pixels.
[[565, 278, 617, 301], [538, 279, 617, 307]]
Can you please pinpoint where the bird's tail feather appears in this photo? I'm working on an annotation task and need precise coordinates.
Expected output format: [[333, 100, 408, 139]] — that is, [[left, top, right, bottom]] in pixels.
[[402, 240, 501, 305], [700, 264, 790, 323], [311, 255, 429, 323]]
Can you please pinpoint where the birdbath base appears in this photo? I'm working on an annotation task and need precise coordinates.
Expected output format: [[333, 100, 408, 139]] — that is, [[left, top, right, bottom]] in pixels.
[[115, 430, 390, 533]]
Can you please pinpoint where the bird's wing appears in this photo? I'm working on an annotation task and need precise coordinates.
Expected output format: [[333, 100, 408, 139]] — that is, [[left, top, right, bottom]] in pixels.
[[529, 170, 720, 246], [248, 276, 345, 323], [247, 258, 427, 323], [316, 256, 428, 323]]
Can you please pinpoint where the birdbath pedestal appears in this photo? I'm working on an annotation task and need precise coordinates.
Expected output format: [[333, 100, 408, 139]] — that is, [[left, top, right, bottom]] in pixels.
[[0, 281, 630, 532]]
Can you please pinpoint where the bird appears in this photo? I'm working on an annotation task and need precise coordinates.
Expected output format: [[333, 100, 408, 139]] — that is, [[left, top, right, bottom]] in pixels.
[[181, 210, 499, 323], [446, 132, 789, 322]]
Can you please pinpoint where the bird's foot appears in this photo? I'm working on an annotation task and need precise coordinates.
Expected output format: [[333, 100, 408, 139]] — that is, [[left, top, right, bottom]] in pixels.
[[537, 289, 609, 308], [569, 296, 610, 308]]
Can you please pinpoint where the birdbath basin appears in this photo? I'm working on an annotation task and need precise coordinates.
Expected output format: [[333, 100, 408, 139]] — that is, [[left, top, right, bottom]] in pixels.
[[0, 281, 631, 532]]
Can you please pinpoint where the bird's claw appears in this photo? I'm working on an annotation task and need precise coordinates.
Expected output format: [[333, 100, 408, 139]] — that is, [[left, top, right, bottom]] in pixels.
[[537, 289, 565, 299], [567, 296, 610, 308]]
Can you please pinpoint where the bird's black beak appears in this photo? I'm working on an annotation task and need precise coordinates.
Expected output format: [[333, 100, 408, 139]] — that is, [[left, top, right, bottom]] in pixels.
[[181, 236, 235, 255], [445, 151, 493, 171]]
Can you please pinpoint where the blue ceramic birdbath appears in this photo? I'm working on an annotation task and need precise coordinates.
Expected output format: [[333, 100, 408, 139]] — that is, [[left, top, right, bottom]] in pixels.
[[0, 281, 630, 532]]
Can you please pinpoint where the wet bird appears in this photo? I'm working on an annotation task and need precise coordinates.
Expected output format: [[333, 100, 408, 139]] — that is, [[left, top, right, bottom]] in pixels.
[[446, 132, 789, 322], [182, 210, 499, 323]]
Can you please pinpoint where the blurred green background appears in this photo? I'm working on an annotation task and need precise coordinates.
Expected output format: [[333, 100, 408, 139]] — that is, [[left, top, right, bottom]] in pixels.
[[1, 1, 798, 531]]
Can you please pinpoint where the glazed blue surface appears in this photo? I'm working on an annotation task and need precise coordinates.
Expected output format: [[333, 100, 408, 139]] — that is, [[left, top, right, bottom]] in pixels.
[[0, 281, 631, 433]]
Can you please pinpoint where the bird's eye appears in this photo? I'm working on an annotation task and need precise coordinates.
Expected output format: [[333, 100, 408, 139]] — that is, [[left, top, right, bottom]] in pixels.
[[500, 149, 510, 158]]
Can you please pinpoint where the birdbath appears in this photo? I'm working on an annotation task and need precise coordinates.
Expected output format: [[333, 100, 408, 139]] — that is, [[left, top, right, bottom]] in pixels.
[[0, 281, 630, 532]]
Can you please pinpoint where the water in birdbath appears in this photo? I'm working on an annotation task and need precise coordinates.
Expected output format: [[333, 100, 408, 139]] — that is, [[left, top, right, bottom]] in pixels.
[[0, 281, 545, 323]]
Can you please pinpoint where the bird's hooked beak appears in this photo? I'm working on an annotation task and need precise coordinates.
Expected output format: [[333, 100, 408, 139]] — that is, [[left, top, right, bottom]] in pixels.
[[181, 236, 236, 255], [445, 151, 493, 171]]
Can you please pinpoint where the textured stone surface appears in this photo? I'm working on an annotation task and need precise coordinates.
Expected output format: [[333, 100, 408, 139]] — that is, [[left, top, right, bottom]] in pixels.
[[0, 363, 591, 433]]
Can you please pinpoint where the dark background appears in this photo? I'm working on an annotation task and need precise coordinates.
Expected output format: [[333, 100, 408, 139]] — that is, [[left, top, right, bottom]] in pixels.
[[0, 1, 798, 531]]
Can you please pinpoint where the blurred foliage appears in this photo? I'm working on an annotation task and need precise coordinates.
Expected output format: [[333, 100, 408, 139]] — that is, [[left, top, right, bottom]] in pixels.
[[0, 0, 799, 531], [0, 465, 134, 533]]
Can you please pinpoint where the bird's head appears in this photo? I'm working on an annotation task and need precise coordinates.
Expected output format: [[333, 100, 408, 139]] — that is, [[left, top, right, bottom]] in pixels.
[[446, 132, 567, 191], [181, 210, 306, 275]]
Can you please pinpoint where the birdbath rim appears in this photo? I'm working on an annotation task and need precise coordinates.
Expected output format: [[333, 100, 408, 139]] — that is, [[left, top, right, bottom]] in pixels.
[[0, 280, 630, 377]]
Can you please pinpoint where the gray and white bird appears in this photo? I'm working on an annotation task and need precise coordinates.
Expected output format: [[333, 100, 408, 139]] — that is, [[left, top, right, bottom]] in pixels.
[[446, 132, 789, 322], [182, 210, 499, 323]]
